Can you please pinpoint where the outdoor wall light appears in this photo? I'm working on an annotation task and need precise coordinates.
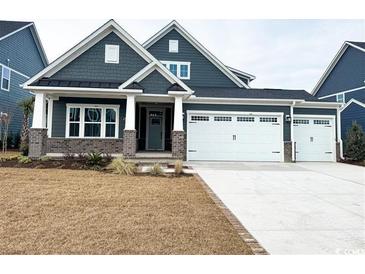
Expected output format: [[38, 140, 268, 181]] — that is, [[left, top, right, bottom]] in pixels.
[[285, 115, 291, 123]]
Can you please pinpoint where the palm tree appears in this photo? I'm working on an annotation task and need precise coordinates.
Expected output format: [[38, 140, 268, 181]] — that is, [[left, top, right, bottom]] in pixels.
[[18, 97, 34, 155]]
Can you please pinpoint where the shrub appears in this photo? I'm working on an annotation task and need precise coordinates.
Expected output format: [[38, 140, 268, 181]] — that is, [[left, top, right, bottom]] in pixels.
[[40, 156, 51, 162], [344, 122, 365, 161], [86, 151, 103, 168], [174, 160, 184, 176], [19, 143, 29, 156], [104, 153, 113, 163], [149, 163, 164, 176], [110, 157, 136, 175], [18, 155, 32, 164]]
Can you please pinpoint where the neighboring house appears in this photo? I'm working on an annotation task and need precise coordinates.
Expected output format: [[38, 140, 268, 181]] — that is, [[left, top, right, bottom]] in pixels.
[[0, 20, 48, 138], [312, 41, 365, 141], [23, 20, 341, 162]]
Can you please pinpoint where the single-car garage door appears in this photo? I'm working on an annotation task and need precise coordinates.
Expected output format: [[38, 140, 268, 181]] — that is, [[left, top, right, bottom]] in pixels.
[[293, 115, 336, 161], [187, 111, 283, 161]]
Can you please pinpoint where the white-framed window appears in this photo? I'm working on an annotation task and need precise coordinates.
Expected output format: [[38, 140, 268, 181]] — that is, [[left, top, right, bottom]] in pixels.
[[105, 44, 120, 64], [1, 66, 11, 91], [66, 104, 119, 138], [214, 116, 232, 122], [169, 40, 179, 53], [237, 116, 255, 122], [191, 115, 209, 121], [259, 117, 278, 123], [161, 61, 191, 79], [336, 93, 345, 103]]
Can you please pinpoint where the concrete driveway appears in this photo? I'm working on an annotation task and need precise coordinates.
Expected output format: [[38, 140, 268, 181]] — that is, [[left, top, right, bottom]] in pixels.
[[190, 162, 365, 254]]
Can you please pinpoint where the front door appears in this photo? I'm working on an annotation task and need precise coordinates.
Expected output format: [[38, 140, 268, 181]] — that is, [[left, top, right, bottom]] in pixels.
[[147, 109, 164, 150]]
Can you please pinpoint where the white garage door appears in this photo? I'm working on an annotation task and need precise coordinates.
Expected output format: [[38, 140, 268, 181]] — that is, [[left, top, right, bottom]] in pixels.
[[293, 115, 336, 162], [187, 111, 283, 161]]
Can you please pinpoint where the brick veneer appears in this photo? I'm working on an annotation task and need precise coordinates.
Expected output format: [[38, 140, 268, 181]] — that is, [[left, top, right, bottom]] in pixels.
[[29, 128, 48, 159], [172, 130, 185, 160], [47, 138, 123, 154], [122, 130, 137, 158], [284, 141, 293, 162]]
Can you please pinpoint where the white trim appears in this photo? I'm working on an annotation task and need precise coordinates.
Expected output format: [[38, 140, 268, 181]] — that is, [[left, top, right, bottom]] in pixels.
[[161, 60, 191, 80], [65, 104, 120, 139], [125, 95, 136, 130], [0, 63, 30, 79], [47, 98, 53, 137], [226, 66, 256, 80], [1, 66, 11, 91], [143, 20, 249, 88], [318, 86, 365, 100], [32, 93, 47, 128], [24, 85, 143, 94], [0, 23, 33, 42], [340, 98, 365, 112], [104, 44, 120, 64], [146, 108, 165, 151], [169, 40, 179, 53], [293, 114, 337, 162], [312, 41, 365, 95], [290, 102, 295, 161], [336, 108, 343, 159]]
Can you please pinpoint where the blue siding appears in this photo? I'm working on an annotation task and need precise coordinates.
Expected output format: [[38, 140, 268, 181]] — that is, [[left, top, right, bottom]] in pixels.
[[147, 29, 239, 88], [140, 70, 172, 94], [341, 103, 365, 141], [52, 97, 126, 138], [320, 87, 365, 103], [183, 104, 291, 141], [0, 27, 45, 76], [50, 32, 148, 82], [316, 46, 365, 97]]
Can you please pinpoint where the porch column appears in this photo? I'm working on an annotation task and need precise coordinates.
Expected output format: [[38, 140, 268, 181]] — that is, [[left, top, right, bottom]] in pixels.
[[29, 93, 48, 159], [123, 94, 137, 158], [172, 95, 185, 159]]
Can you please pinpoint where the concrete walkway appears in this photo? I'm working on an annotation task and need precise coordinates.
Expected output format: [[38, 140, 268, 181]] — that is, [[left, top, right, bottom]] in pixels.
[[190, 162, 365, 254]]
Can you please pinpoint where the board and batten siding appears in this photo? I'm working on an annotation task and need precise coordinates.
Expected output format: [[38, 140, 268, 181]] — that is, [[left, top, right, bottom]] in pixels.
[[147, 29, 239, 88], [50, 32, 148, 83], [51, 97, 126, 138]]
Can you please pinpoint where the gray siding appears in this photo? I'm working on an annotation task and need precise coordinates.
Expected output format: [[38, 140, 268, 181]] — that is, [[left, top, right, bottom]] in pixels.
[[183, 104, 291, 141], [321, 88, 365, 104], [316, 46, 365, 97], [140, 70, 172, 94], [341, 103, 365, 141], [50, 32, 148, 82], [147, 29, 239, 88], [52, 97, 126, 138]]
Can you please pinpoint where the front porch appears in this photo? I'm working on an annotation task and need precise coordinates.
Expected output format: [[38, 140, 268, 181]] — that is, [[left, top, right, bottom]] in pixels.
[[28, 92, 186, 160]]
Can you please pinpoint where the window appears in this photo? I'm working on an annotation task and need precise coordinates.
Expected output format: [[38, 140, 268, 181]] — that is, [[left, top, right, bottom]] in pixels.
[[259, 117, 278, 123], [314, 119, 330, 125], [336, 93, 345, 103], [169, 40, 179, 53], [161, 61, 190, 79], [237, 116, 255, 122], [293, 119, 309, 124], [1, 66, 10, 91], [66, 105, 119, 138], [214, 116, 232, 122], [191, 115, 209, 121], [105, 44, 120, 64]]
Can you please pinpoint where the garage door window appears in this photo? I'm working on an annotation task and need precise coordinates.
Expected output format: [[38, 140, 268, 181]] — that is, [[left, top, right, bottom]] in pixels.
[[314, 120, 330, 125], [214, 116, 232, 122], [293, 119, 309, 124], [191, 115, 209, 121], [237, 116, 255, 122], [260, 117, 277, 123]]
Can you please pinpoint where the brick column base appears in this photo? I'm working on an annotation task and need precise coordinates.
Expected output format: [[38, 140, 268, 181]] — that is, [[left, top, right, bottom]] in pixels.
[[284, 141, 293, 162], [172, 130, 185, 160], [123, 130, 137, 158], [29, 128, 48, 159]]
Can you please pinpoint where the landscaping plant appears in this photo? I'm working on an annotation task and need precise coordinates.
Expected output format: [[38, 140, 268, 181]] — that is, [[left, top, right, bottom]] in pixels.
[[86, 151, 104, 169], [174, 160, 184, 176], [150, 163, 164, 176], [18, 97, 34, 155], [110, 157, 137, 175], [17, 155, 32, 164], [344, 122, 365, 161]]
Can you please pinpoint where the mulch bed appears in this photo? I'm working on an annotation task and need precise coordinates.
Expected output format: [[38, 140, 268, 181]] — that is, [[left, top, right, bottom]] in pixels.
[[0, 159, 89, 170]]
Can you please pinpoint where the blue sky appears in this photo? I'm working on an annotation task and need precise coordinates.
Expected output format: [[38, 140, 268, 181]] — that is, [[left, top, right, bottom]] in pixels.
[[35, 19, 365, 93]]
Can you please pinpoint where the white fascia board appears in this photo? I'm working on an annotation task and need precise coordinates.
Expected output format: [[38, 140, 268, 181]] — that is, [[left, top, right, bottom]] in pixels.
[[226, 66, 256, 80], [340, 98, 365, 112], [295, 101, 342, 108], [0, 23, 33, 42], [186, 96, 304, 105], [26, 85, 143, 95], [312, 42, 349, 96], [119, 63, 155, 88], [318, 86, 365, 100], [346, 42, 365, 53], [23, 20, 155, 89], [143, 20, 249, 88]]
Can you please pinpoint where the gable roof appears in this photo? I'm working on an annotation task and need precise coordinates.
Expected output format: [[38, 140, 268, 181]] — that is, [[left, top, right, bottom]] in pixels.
[[0, 20, 48, 66], [226, 66, 256, 81], [340, 98, 365, 112], [143, 20, 249, 88], [23, 19, 192, 94], [312, 41, 365, 96]]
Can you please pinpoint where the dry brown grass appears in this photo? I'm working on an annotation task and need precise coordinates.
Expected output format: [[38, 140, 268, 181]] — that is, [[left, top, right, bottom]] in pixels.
[[0, 168, 252, 255], [0, 151, 20, 160]]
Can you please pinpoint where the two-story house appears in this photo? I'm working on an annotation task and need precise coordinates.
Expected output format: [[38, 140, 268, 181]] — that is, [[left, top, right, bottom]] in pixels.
[[23, 20, 341, 162], [312, 41, 365, 142], [0, 20, 48, 142]]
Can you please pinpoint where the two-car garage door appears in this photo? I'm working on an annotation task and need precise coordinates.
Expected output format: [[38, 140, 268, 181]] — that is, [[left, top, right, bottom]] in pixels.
[[187, 111, 283, 161]]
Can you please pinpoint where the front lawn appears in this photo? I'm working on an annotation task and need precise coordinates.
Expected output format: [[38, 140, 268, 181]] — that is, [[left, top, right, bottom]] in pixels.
[[0, 168, 252, 255]]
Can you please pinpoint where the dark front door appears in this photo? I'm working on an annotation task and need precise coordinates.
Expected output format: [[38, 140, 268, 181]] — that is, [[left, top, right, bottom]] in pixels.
[[147, 109, 164, 150]]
